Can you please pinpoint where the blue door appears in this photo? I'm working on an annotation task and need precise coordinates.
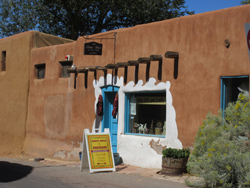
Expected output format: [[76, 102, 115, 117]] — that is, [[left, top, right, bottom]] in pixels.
[[102, 86, 119, 153]]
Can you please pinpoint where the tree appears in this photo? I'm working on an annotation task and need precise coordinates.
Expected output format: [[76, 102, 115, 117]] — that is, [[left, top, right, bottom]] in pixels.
[[241, 0, 250, 4], [0, 0, 42, 37], [0, 0, 194, 40]]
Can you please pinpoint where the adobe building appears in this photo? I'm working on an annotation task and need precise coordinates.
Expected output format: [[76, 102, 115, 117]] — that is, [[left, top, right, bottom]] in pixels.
[[0, 31, 73, 155], [1, 5, 250, 169]]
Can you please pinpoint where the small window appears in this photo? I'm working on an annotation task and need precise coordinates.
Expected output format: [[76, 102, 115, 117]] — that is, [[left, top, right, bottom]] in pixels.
[[1, 51, 6, 71], [35, 64, 46, 79], [125, 91, 166, 136], [59, 61, 72, 78], [221, 76, 249, 111]]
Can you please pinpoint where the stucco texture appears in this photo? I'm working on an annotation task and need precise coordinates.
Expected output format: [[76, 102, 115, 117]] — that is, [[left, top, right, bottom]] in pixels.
[[1, 5, 250, 163], [0, 32, 33, 155], [0, 31, 74, 156], [111, 5, 250, 147], [25, 5, 250, 159]]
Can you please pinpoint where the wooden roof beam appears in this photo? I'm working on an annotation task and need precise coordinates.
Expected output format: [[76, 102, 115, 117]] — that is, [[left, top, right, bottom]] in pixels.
[[165, 51, 179, 80], [138, 57, 151, 64], [149, 55, 163, 80], [67, 68, 77, 73], [87, 66, 97, 72], [150, 55, 162, 61], [96, 66, 107, 71], [105, 63, 119, 69], [128, 60, 139, 66], [165, 51, 179, 58], [116, 62, 128, 68], [77, 68, 88, 73]]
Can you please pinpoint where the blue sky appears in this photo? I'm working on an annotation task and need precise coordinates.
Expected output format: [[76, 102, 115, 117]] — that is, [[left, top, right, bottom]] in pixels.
[[185, 0, 243, 14]]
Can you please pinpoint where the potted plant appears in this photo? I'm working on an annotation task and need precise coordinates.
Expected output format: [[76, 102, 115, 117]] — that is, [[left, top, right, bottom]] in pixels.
[[161, 148, 190, 175]]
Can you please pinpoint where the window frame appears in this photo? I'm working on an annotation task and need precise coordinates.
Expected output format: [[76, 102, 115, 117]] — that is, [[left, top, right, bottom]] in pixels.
[[1, 51, 6, 72], [59, 61, 72, 78], [124, 90, 166, 138], [221, 75, 249, 116], [35, 64, 46, 79]]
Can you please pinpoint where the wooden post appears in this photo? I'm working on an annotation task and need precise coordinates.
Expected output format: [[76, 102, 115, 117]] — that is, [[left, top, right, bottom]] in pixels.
[[150, 55, 163, 81], [165, 51, 179, 79]]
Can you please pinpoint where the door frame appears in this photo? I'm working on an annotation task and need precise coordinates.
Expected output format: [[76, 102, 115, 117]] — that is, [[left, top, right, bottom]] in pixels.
[[101, 85, 119, 132], [101, 85, 119, 153]]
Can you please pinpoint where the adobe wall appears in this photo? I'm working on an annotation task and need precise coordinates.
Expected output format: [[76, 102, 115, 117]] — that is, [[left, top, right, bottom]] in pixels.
[[23, 5, 250, 160], [0, 32, 33, 155], [111, 5, 250, 148], [23, 42, 79, 159], [90, 5, 250, 148], [23, 31, 123, 159], [0, 30, 74, 157]]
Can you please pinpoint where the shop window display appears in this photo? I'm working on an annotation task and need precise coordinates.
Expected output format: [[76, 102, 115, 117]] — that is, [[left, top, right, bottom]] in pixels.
[[125, 92, 166, 136], [221, 76, 249, 111]]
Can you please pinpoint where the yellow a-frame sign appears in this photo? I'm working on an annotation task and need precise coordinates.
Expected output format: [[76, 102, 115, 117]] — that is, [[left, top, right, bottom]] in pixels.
[[80, 129, 115, 173]]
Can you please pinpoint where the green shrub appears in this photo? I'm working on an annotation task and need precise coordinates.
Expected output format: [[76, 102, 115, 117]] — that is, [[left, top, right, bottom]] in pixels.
[[187, 93, 250, 188], [162, 147, 190, 159]]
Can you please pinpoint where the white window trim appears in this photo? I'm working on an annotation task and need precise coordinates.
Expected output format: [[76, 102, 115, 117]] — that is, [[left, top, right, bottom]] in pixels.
[[93, 73, 182, 149]]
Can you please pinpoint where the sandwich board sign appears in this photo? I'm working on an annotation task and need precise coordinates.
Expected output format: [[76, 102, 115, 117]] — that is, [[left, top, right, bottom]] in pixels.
[[244, 23, 250, 61], [80, 128, 115, 173]]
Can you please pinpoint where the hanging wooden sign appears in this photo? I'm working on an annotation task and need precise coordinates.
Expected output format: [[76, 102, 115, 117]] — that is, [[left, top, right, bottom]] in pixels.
[[84, 42, 103, 55], [80, 129, 115, 173]]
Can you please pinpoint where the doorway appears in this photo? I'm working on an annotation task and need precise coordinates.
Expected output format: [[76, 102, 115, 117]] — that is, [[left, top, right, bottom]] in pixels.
[[102, 86, 119, 153]]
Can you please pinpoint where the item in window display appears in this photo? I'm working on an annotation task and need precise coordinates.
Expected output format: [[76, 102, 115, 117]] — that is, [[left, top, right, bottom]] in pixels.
[[138, 124, 147, 134], [150, 120, 154, 134], [133, 123, 139, 128], [155, 127, 163, 135], [156, 122, 163, 128], [138, 124, 144, 134], [162, 121, 166, 135], [133, 123, 139, 133], [143, 125, 149, 134], [130, 102, 136, 115]]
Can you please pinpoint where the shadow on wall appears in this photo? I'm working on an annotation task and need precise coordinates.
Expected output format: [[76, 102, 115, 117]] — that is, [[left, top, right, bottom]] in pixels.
[[0, 162, 33, 183], [69, 52, 179, 89]]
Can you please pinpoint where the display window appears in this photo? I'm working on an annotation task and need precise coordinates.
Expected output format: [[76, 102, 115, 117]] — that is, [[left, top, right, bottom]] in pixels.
[[221, 76, 249, 112], [125, 91, 166, 137]]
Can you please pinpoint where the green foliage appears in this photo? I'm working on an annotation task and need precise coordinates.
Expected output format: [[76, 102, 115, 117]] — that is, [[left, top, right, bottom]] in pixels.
[[0, 0, 194, 39], [187, 93, 250, 188], [162, 147, 190, 159], [241, 0, 250, 4], [0, 0, 42, 37]]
